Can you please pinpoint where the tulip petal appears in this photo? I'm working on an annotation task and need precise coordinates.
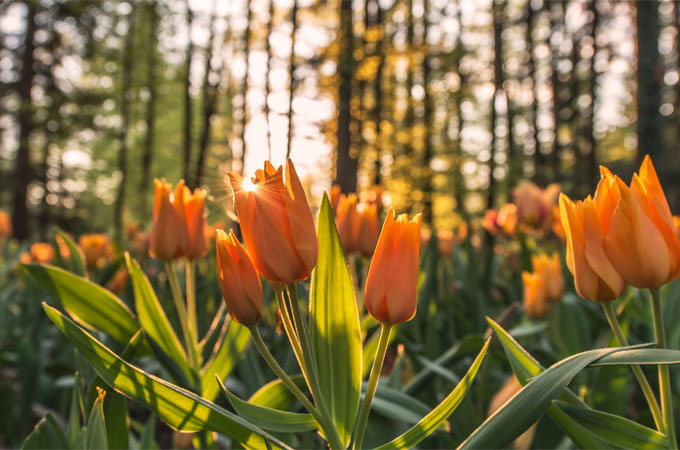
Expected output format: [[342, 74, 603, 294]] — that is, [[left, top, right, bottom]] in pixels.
[[384, 214, 421, 323], [365, 209, 396, 322], [284, 160, 318, 275]]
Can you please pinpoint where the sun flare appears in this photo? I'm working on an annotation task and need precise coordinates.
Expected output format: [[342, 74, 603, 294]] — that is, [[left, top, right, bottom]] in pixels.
[[242, 178, 258, 193]]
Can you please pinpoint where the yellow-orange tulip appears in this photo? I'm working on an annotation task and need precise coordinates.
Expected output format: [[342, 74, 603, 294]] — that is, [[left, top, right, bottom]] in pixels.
[[497, 203, 518, 235], [0, 211, 12, 239], [330, 184, 342, 214], [365, 209, 422, 325], [216, 229, 263, 326], [673, 215, 680, 241], [522, 271, 549, 318], [20, 242, 55, 265], [149, 179, 188, 261], [513, 181, 560, 230], [79, 234, 114, 270], [106, 268, 129, 295], [531, 252, 564, 302], [228, 160, 317, 285], [357, 202, 379, 258], [367, 184, 385, 213], [336, 193, 361, 255], [183, 187, 208, 259], [559, 194, 626, 302]]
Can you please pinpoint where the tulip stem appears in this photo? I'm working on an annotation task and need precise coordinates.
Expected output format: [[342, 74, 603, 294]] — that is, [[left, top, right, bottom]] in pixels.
[[274, 287, 307, 376], [353, 324, 392, 450], [601, 301, 665, 434], [185, 259, 201, 370], [650, 288, 677, 449], [165, 261, 200, 377], [286, 283, 344, 449]]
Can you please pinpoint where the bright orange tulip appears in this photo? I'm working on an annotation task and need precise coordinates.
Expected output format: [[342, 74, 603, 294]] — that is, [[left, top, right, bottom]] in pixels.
[[330, 184, 342, 214], [593, 157, 680, 288], [559, 193, 626, 302], [20, 242, 55, 265], [79, 234, 114, 270], [357, 202, 380, 258], [497, 203, 518, 235], [673, 216, 680, 241], [228, 160, 317, 285], [183, 187, 208, 259], [365, 209, 422, 325], [513, 181, 560, 230], [531, 252, 564, 302], [336, 193, 361, 255], [522, 271, 549, 318], [149, 179, 188, 261], [216, 229, 263, 326], [0, 211, 12, 239]]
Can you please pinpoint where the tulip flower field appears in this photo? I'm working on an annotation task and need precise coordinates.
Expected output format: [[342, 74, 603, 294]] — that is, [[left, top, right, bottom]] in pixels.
[[2, 156, 680, 450]]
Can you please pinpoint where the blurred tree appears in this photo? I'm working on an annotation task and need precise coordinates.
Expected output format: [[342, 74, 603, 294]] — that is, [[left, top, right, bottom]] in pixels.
[[286, 0, 297, 160], [182, 1, 194, 182], [139, 1, 158, 213]]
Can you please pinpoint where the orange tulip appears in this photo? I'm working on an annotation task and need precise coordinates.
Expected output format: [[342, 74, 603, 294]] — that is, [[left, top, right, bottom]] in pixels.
[[591, 157, 680, 288], [522, 271, 549, 318], [20, 242, 55, 265], [106, 268, 129, 295], [336, 193, 361, 255], [79, 234, 114, 270], [513, 181, 560, 230], [149, 179, 188, 261], [365, 209, 422, 325], [216, 229, 263, 326], [0, 211, 12, 239], [497, 203, 518, 235], [673, 215, 680, 241], [357, 202, 380, 258], [531, 252, 564, 302], [330, 184, 342, 214], [367, 184, 385, 213], [559, 194, 626, 302], [183, 187, 208, 259], [228, 160, 318, 285]]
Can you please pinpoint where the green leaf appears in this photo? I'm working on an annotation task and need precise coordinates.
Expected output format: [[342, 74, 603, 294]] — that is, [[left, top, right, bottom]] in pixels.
[[87, 379, 129, 450], [216, 376, 318, 433], [248, 375, 307, 410], [68, 372, 85, 447], [24, 264, 140, 346], [125, 254, 192, 381], [374, 338, 490, 450], [591, 348, 680, 366], [87, 388, 109, 450], [553, 401, 669, 449], [21, 412, 70, 450], [55, 228, 86, 277], [43, 303, 291, 450], [369, 384, 434, 425], [138, 415, 157, 450], [309, 193, 362, 446], [200, 319, 251, 401], [546, 405, 612, 449]]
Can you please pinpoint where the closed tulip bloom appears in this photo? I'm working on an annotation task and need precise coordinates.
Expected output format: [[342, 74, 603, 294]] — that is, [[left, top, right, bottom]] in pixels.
[[0, 211, 11, 239], [365, 209, 422, 325], [497, 203, 518, 235], [336, 193, 361, 255], [357, 202, 380, 258], [79, 234, 114, 270], [559, 193, 626, 302], [228, 160, 317, 285], [183, 187, 208, 259], [522, 271, 549, 318], [595, 158, 680, 288], [149, 179, 188, 261], [531, 252, 563, 302], [330, 184, 342, 214], [216, 229, 263, 326], [514, 181, 546, 227]]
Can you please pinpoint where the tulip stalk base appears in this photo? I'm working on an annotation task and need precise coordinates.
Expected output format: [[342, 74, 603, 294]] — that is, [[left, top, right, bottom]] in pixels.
[[601, 301, 664, 434], [650, 288, 677, 449], [165, 261, 200, 378], [353, 324, 393, 450]]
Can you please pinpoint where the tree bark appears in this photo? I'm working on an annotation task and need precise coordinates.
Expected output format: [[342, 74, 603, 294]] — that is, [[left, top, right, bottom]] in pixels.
[[264, 0, 275, 160], [140, 1, 158, 212], [422, 0, 434, 225], [238, 0, 252, 174], [488, 0, 503, 210], [372, 0, 384, 186], [182, 2, 194, 182], [11, 1, 37, 240], [586, 0, 599, 191], [334, 0, 357, 193], [286, 0, 297, 160]]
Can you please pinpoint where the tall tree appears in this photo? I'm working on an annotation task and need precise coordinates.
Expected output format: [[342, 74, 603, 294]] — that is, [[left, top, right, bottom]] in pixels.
[[585, 0, 599, 190], [238, 0, 252, 174], [140, 1, 158, 213], [524, 0, 540, 185], [113, 7, 136, 240], [451, 0, 467, 213], [286, 0, 297, 160], [549, 1, 562, 182], [635, 1, 664, 164], [422, 0, 434, 224], [264, 0, 275, 160], [488, 0, 503, 210], [11, 1, 37, 240], [182, 2, 194, 182], [334, 0, 357, 193], [371, 0, 385, 186]]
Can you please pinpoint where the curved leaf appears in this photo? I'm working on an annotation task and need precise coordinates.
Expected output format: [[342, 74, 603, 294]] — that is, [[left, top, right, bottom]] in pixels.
[[216, 376, 318, 433], [249, 375, 307, 410], [87, 388, 109, 450], [200, 319, 251, 401], [21, 413, 70, 450], [43, 303, 291, 450], [591, 348, 680, 366], [55, 229, 86, 277], [309, 194, 362, 446], [25, 264, 140, 345], [374, 338, 490, 450]]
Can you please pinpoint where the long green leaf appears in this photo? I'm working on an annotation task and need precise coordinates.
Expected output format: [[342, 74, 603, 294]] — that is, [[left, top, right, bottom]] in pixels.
[[369, 384, 435, 425], [87, 388, 109, 450], [200, 319, 250, 401], [216, 376, 318, 433], [309, 193, 362, 446], [248, 375, 307, 410], [25, 264, 139, 345], [554, 401, 669, 449], [591, 348, 680, 366], [21, 412, 70, 450], [374, 338, 490, 450], [125, 254, 191, 381], [43, 303, 291, 450], [56, 228, 86, 277]]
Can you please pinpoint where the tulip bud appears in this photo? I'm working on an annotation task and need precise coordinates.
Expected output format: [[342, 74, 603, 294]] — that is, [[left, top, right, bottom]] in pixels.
[[336, 193, 361, 255], [357, 202, 380, 258], [497, 203, 518, 235], [183, 187, 208, 260], [330, 184, 342, 214], [365, 209, 422, 325], [531, 252, 563, 302], [228, 160, 318, 285], [216, 229, 263, 326], [522, 271, 549, 318], [149, 179, 188, 261], [0, 211, 12, 239]]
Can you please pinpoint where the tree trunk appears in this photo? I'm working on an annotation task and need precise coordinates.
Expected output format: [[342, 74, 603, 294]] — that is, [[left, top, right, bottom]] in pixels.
[[334, 0, 357, 193], [526, 0, 543, 185], [113, 8, 136, 241], [422, 0, 434, 225], [239, 0, 252, 174], [140, 1, 158, 212], [586, 0, 599, 190], [286, 0, 297, 160], [549, 1, 562, 182], [182, 2, 194, 182], [264, 0, 275, 160], [372, 0, 384, 186], [193, 0, 219, 189], [635, 0, 664, 165], [11, 1, 37, 240], [488, 0, 503, 210]]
